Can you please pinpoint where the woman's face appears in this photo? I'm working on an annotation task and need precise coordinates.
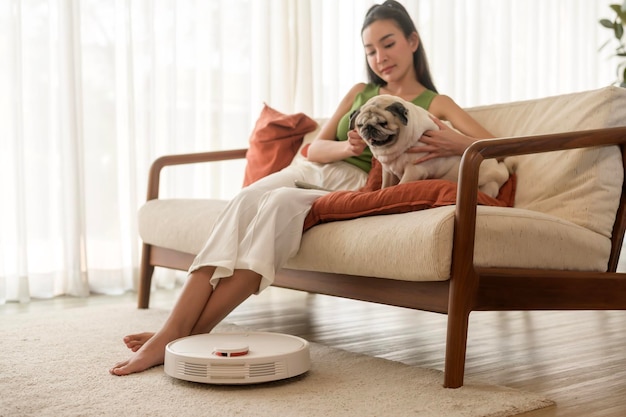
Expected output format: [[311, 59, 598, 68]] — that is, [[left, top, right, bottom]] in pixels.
[[362, 19, 418, 84]]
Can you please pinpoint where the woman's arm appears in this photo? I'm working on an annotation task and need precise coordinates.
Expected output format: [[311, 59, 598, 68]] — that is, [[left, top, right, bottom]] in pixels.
[[306, 83, 368, 163], [410, 94, 495, 163]]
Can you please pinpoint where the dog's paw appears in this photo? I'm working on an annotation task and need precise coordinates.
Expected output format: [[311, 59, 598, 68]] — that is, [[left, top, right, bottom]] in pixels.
[[478, 182, 501, 199]]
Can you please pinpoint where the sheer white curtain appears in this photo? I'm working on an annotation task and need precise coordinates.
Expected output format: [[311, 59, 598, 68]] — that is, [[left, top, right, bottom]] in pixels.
[[0, 0, 617, 303]]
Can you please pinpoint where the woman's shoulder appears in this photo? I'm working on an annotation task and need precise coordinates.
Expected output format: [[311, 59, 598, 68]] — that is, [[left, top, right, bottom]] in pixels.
[[428, 94, 463, 117], [431, 93, 454, 104]]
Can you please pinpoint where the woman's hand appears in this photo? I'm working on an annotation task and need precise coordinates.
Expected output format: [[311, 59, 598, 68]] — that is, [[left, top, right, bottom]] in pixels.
[[346, 129, 368, 156], [306, 83, 371, 164], [408, 116, 476, 164], [306, 129, 367, 163]]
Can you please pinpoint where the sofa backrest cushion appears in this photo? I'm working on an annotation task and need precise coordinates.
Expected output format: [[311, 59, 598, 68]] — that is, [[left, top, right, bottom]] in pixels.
[[465, 86, 626, 136], [467, 86, 626, 238]]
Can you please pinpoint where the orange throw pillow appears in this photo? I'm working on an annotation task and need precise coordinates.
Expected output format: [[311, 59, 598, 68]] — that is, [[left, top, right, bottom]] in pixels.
[[243, 104, 318, 186], [303, 158, 516, 231]]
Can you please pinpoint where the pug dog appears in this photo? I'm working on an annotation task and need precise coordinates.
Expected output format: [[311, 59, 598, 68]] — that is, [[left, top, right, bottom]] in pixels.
[[349, 94, 509, 198]]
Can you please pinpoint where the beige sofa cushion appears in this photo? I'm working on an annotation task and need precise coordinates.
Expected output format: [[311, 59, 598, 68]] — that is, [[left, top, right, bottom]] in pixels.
[[466, 86, 626, 136], [139, 200, 610, 282], [287, 205, 610, 281], [139, 199, 228, 255], [468, 86, 626, 239]]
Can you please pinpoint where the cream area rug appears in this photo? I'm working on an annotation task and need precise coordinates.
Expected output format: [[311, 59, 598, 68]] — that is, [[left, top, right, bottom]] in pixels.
[[0, 304, 553, 417]]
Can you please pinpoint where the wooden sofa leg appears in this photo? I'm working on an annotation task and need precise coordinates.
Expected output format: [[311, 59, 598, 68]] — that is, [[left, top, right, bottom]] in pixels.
[[443, 308, 471, 388], [137, 243, 154, 309]]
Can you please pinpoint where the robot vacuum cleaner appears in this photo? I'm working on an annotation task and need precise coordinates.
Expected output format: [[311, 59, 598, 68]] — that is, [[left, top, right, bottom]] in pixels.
[[164, 332, 310, 384]]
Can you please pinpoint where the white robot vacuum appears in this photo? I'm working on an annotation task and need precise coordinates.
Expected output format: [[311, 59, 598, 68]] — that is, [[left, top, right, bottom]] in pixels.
[[164, 332, 310, 384]]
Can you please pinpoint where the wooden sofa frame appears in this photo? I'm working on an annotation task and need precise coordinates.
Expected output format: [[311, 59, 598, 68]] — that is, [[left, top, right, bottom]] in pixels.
[[137, 126, 626, 388]]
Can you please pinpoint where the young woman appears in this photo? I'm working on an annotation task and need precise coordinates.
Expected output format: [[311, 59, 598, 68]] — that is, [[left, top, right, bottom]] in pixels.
[[109, 0, 494, 376]]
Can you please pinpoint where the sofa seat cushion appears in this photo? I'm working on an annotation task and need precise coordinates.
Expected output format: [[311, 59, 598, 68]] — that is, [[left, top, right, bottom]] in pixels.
[[139, 199, 229, 255], [139, 200, 611, 282]]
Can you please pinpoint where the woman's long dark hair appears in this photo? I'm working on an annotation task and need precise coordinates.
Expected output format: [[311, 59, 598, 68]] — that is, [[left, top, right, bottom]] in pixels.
[[362, 0, 438, 93]]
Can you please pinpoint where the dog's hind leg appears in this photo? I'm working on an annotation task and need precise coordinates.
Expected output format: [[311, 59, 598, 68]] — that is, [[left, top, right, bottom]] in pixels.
[[478, 160, 510, 198]]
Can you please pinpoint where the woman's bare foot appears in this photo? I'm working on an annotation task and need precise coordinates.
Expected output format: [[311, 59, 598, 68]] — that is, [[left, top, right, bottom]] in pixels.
[[123, 332, 155, 352], [109, 330, 178, 376]]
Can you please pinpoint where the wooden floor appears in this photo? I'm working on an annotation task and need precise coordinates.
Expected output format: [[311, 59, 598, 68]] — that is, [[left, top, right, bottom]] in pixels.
[[3, 286, 626, 417]]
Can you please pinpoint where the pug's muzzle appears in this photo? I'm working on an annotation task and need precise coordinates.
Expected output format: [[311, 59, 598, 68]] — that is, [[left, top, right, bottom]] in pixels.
[[349, 100, 408, 148], [359, 120, 397, 147]]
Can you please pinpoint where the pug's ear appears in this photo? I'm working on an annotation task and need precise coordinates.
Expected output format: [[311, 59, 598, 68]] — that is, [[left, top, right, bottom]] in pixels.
[[385, 102, 408, 126], [348, 109, 361, 130]]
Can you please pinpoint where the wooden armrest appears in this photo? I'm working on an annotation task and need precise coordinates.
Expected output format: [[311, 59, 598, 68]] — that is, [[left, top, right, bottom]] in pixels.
[[452, 126, 626, 285], [456, 125, 626, 216], [146, 148, 248, 200]]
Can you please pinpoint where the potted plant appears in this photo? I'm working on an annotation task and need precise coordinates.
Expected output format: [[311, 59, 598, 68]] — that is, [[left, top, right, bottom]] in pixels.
[[599, 2, 626, 87]]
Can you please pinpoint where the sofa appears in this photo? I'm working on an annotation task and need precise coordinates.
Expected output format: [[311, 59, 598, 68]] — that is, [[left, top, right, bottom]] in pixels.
[[136, 86, 626, 388]]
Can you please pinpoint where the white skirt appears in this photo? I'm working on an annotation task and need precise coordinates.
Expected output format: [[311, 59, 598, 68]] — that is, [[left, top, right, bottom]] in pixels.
[[188, 158, 368, 293]]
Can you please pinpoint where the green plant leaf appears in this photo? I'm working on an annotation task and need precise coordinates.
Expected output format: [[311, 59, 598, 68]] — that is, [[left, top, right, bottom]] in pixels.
[[600, 18, 614, 28], [617, 22, 625, 39]]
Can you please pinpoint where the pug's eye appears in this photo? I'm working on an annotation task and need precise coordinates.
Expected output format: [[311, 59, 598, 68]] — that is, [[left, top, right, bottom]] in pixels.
[[381, 122, 388, 128], [357, 123, 363, 128]]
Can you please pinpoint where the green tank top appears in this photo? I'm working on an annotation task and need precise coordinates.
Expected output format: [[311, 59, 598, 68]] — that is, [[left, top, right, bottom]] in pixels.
[[337, 84, 437, 172]]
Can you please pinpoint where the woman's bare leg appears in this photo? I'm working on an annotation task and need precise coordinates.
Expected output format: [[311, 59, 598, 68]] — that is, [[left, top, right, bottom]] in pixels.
[[188, 269, 262, 335], [109, 267, 261, 376], [120, 269, 262, 352]]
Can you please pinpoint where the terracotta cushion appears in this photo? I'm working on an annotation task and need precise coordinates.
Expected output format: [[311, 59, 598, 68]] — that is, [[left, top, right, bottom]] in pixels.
[[243, 104, 317, 186], [303, 158, 516, 231]]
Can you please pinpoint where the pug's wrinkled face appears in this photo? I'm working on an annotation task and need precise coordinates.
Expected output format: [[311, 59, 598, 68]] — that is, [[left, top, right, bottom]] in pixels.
[[349, 97, 409, 148]]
